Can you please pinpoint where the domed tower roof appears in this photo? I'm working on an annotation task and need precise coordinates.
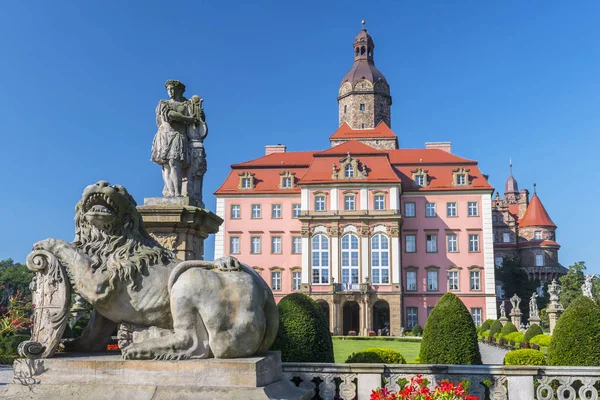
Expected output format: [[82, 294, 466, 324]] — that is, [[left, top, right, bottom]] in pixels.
[[340, 23, 388, 87], [505, 160, 519, 194], [519, 190, 556, 228]]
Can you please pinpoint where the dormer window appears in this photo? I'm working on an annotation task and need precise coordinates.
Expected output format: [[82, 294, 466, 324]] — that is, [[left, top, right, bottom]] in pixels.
[[415, 175, 425, 186], [344, 164, 354, 178], [452, 167, 471, 186], [335, 153, 367, 180], [238, 171, 255, 190], [411, 168, 428, 188], [278, 170, 296, 189]]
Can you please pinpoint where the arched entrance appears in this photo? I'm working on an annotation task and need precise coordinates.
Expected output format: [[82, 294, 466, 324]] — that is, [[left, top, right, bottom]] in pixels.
[[317, 300, 330, 331], [372, 300, 390, 335], [343, 301, 360, 335]]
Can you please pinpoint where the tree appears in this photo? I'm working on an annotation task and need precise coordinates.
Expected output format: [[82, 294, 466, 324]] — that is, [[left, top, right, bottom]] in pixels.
[[559, 261, 600, 309], [0, 259, 32, 309]]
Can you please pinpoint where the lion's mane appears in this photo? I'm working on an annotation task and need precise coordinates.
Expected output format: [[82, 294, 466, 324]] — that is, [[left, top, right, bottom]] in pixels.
[[73, 193, 174, 290]]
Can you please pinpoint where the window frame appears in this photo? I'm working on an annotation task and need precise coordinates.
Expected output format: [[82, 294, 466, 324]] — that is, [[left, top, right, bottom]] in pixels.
[[271, 236, 282, 254], [250, 236, 261, 254], [230, 204, 241, 219], [446, 202, 457, 217], [406, 270, 417, 291], [470, 270, 481, 291], [405, 234, 416, 253], [229, 236, 240, 254], [406, 307, 418, 329], [404, 202, 416, 217], [534, 231, 542, 240], [344, 194, 356, 211], [292, 204, 302, 218], [471, 308, 482, 326], [271, 204, 282, 219], [503, 232, 511, 243], [315, 196, 326, 212], [311, 234, 330, 285], [374, 195, 385, 211], [448, 270, 459, 291], [468, 234, 480, 252], [425, 202, 436, 217], [426, 234, 438, 253], [292, 236, 302, 254], [535, 253, 544, 267], [447, 234, 458, 253], [467, 201, 479, 217], [341, 233, 360, 285], [371, 233, 390, 284], [271, 271, 281, 291], [291, 270, 302, 291], [251, 204, 262, 219], [426, 269, 439, 291]]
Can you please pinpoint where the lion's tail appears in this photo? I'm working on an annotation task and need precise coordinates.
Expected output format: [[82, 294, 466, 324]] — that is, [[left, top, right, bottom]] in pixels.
[[167, 260, 213, 295]]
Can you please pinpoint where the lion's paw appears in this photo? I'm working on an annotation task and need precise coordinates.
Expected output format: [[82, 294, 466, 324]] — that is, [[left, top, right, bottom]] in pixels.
[[213, 256, 240, 272], [121, 343, 154, 360]]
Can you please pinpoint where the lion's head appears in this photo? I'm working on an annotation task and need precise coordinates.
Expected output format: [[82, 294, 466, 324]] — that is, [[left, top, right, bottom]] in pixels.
[[74, 181, 174, 288]]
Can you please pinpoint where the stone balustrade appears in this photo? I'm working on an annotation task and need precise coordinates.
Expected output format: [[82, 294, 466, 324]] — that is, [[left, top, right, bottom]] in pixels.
[[282, 363, 600, 400]]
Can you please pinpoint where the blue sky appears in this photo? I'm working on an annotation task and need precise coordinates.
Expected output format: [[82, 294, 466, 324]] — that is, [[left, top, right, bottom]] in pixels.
[[0, 1, 598, 273]]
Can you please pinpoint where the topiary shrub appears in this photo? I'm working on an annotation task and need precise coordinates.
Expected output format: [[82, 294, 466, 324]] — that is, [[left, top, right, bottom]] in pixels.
[[504, 349, 546, 366], [419, 292, 482, 365], [504, 332, 525, 345], [489, 320, 503, 338], [412, 324, 423, 337], [270, 293, 334, 362], [530, 334, 551, 348], [523, 324, 543, 344], [345, 348, 406, 364], [480, 330, 490, 340], [548, 296, 600, 366], [500, 321, 518, 337], [480, 319, 493, 333]]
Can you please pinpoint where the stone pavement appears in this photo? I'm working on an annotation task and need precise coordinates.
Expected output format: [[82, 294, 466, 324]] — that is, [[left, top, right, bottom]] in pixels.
[[0, 365, 13, 386], [479, 342, 508, 365]]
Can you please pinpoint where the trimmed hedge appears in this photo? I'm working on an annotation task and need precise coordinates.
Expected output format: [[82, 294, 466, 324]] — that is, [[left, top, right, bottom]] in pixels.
[[500, 321, 518, 337], [411, 324, 423, 337], [332, 336, 421, 342], [479, 319, 493, 333], [503, 332, 525, 344], [530, 334, 551, 347], [489, 320, 503, 338], [270, 293, 334, 363], [504, 349, 546, 366], [548, 296, 600, 366], [419, 292, 482, 365], [523, 324, 543, 343], [345, 348, 406, 364]]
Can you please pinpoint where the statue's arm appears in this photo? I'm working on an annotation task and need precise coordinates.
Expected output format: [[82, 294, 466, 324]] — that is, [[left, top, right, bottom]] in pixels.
[[167, 110, 197, 124]]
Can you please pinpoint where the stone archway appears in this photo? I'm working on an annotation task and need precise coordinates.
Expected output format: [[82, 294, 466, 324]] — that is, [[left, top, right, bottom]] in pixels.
[[316, 300, 330, 331], [372, 300, 390, 335], [343, 301, 360, 335]]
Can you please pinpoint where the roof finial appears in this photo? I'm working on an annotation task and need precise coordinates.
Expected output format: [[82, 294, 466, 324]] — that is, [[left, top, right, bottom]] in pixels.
[[361, 19, 366, 30], [533, 179, 537, 195], [509, 158, 513, 175]]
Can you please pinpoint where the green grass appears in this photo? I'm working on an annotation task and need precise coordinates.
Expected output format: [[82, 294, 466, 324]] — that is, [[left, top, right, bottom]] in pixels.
[[333, 337, 421, 363]]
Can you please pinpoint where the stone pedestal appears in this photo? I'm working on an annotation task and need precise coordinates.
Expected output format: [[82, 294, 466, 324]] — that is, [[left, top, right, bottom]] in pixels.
[[138, 197, 222, 260], [499, 317, 509, 326], [2, 352, 311, 400], [510, 311, 522, 329], [528, 316, 541, 327], [547, 305, 563, 334]]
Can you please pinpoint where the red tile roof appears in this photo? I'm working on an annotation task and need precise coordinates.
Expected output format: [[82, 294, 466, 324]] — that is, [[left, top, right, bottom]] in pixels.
[[300, 156, 401, 185], [519, 194, 556, 228], [329, 122, 397, 140], [315, 140, 386, 156]]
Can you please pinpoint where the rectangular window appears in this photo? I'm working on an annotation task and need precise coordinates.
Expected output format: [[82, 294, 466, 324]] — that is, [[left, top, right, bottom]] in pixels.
[[315, 196, 326, 211], [292, 237, 302, 254], [405, 234, 416, 253], [447, 234, 458, 253], [271, 237, 281, 254], [426, 234, 437, 253], [534, 231, 542, 240], [470, 271, 481, 291], [495, 256, 504, 268], [457, 174, 466, 185], [292, 204, 301, 218], [359, 103, 365, 111], [448, 271, 459, 291], [535, 254, 544, 267], [230, 236, 240, 254], [282, 177, 292, 188], [292, 271, 301, 291], [503, 232, 510, 243], [468, 201, 478, 216], [251, 204, 261, 219], [425, 202, 436, 217], [271, 204, 281, 219], [251, 236, 261, 254], [407, 307, 418, 329], [415, 175, 425, 187], [469, 234, 480, 252], [427, 270, 438, 291], [404, 202, 416, 217], [471, 308, 482, 326], [446, 202, 457, 217], [230, 204, 241, 219], [271, 271, 281, 291], [374, 195, 385, 210], [241, 177, 251, 189], [406, 271, 417, 291], [344, 195, 355, 211], [427, 306, 435, 318]]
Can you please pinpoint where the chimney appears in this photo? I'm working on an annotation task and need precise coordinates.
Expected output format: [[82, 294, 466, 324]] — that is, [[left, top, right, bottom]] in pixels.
[[425, 142, 452, 153], [265, 144, 286, 156]]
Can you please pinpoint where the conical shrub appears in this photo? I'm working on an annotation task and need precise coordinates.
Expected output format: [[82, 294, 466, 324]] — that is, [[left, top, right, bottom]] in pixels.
[[419, 292, 482, 364], [547, 296, 600, 366], [523, 323, 543, 344], [500, 321, 518, 337]]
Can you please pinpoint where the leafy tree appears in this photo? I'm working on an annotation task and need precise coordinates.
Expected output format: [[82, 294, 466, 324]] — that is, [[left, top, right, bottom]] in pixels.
[[0, 259, 32, 309], [559, 261, 600, 309]]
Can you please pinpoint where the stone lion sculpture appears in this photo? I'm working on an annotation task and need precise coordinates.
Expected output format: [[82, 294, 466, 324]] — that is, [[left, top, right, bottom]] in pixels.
[[31, 181, 278, 360]]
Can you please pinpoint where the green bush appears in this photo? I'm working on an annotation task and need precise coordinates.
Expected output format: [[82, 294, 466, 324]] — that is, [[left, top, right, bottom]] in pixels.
[[0, 334, 29, 355], [270, 293, 334, 363], [523, 324, 543, 343], [480, 330, 490, 339], [411, 324, 423, 337], [0, 354, 18, 365], [479, 319, 493, 333], [504, 349, 546, 366], [548, 296, 600, 366], [503, 332, 525, 344], [489, 320, 503, 338], [419, 292, 481, 365], [530, 334, 551, 347], [500, 321, 518, 337], [345, 347, 406, 364]]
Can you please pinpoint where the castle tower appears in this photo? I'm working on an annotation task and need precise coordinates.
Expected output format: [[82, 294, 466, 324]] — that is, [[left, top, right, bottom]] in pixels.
[[338, 23, 392, 131]]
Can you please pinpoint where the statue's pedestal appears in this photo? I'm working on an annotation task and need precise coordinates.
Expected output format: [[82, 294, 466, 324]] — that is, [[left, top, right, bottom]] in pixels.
[[498, 317, 509, 326], [138, 197, 222, 260], [547, 304, 563, 334], [528, 316, 541, 327], [2, 352, 311, 400], [510, 312, 522, 330]]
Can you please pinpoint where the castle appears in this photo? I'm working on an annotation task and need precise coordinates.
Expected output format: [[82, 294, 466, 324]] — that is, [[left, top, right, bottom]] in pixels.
[[214, 26, 562, 335]]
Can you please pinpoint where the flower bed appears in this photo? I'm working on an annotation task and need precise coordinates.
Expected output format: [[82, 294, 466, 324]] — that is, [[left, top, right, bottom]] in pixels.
[[371, 374, 478, 400]]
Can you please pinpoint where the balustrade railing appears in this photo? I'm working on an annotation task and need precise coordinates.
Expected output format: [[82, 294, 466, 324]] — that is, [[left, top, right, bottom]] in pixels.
[[281, 363, 600, 400]]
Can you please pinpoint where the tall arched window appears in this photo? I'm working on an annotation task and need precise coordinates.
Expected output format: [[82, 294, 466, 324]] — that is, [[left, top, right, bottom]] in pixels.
[[341, 234, 359, 287], [371, 234, 390, 284], [311, 234, 329, 284], [344, 164, 354, 178]]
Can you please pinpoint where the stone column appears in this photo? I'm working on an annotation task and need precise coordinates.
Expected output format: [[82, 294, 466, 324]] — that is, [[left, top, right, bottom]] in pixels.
[[138, 197, 222, 260], [547, 305, 563, 334], [332, 297, 340, 336], [510, 310, 522, 329], [546, 279, 564, 334]]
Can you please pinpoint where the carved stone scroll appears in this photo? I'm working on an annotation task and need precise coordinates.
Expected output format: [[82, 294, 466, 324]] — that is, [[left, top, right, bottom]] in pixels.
[[19, 250, 71, 359]]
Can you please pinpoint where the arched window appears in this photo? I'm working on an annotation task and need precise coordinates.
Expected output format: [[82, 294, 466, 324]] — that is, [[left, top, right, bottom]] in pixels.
[[341, 234, 359, 287], [360, 46, 366, 55], [311, 234, 329, 284], [371, 234, 390, 284], [344, 164, 354, 178], [355, 47, 359, 57]]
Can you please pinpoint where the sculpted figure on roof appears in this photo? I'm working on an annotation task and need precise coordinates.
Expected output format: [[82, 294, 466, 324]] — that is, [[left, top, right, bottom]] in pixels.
[[151, 80, 208, 205]]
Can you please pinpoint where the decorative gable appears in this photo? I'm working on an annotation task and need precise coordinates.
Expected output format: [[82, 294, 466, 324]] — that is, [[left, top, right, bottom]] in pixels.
[[411, 168, 429, 188], [332, 152, 368, 180], [278, 170, 296, 189], [452, 167, 471, 187], [238, 171, 255, 190]]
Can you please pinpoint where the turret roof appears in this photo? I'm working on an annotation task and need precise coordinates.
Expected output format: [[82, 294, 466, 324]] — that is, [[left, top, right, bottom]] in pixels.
[[519, 194, 556, 228]]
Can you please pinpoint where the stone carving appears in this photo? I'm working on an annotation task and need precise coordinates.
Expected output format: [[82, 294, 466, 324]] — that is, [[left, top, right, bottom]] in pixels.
[[151, 80, 208, 205], [582, 273, 595, 298], [548, 279, 562, 304], [149, 232, 179, 251], [510, 294, 521, 313], [500, 301, 506, 319], [529, 292, 539, 318], [26, 181, 278, 360]]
